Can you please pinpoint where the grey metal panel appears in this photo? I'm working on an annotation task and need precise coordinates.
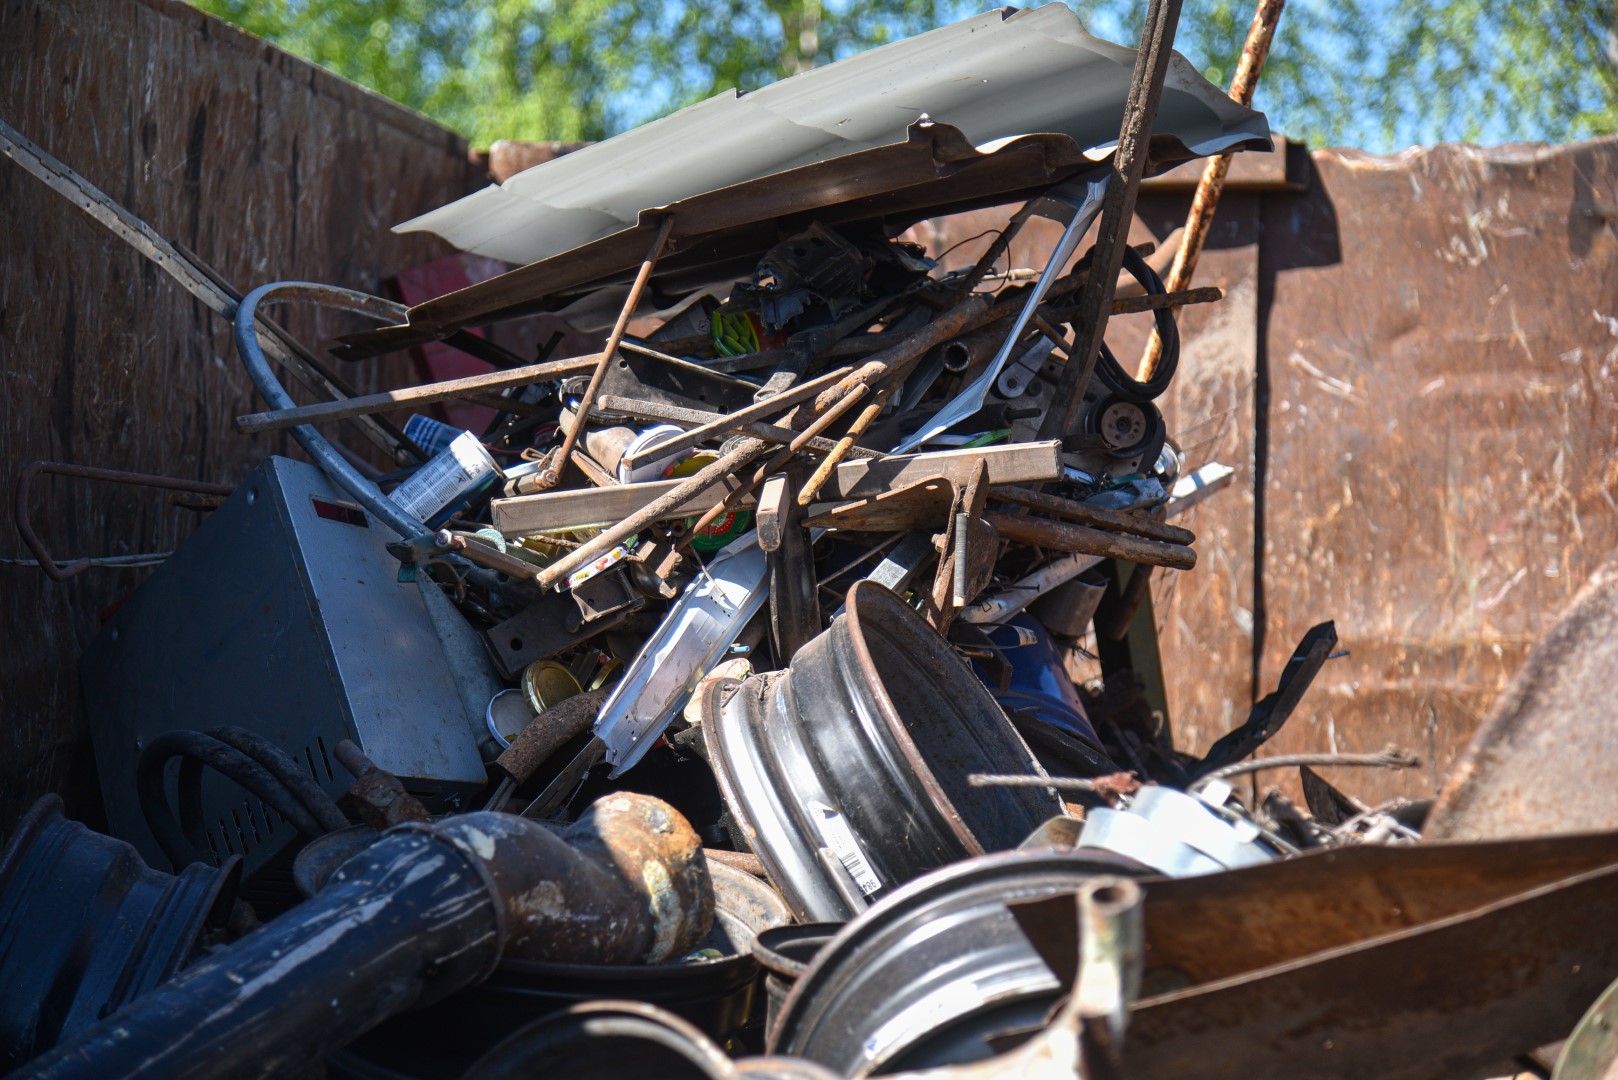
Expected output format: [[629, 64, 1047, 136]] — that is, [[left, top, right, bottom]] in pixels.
[[82, 456, 484, 878]]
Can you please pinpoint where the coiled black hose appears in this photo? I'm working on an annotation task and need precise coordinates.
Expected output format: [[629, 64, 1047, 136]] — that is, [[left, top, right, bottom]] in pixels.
[[207, 727, 349, 833], [1092, 245, 1179, 403], [137, 730, 348, 870]]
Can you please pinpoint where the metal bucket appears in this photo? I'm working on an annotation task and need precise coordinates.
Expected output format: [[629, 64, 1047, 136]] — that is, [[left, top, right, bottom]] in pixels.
[[753, 923, 844, 1036]]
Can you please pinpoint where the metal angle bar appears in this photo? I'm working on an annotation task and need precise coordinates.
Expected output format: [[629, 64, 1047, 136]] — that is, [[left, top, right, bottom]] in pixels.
[[893, 174, 1109, 454]]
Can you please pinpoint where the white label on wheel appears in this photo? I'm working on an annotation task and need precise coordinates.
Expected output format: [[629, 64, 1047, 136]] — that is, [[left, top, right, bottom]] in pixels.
[[810, 801, 882, 897]]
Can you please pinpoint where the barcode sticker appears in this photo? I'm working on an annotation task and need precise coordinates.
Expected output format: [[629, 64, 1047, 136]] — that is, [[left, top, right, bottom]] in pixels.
[[810, 801, 882, 897], [389, 432, 493, 522]]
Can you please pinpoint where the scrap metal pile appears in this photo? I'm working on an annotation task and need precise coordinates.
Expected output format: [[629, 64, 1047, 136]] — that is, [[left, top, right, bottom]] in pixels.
[[5, 5, 1618, 1080]]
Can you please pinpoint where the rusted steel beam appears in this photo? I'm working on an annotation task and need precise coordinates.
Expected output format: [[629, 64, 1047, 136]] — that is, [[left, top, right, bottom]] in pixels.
[[541, 215, 675, 488], [1037, 0, 1187, 440], [1138, 0, 1286, 382], [989, 486, 1195, 546], [985, 510, 1197, 570], [1127, 850, 1618, 1080]]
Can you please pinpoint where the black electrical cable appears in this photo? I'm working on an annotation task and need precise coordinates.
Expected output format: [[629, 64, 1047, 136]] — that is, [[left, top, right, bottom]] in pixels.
[[137, 731, 333, 871], [1092, 245, 1179, 403]]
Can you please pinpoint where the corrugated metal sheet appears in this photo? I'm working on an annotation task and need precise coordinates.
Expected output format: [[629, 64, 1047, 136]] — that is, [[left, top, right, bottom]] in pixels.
[[398, 3, 1269, 266]]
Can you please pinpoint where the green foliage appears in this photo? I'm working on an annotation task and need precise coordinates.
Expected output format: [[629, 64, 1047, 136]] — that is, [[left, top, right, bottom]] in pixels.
[[191, 0, 1617, 152], [1141, 0, 1618, 148]]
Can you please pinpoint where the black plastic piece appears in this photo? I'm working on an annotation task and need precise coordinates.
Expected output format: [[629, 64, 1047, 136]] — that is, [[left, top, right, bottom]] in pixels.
[[0, 796, 238, 1070], [1193, 620, 1339, 778]]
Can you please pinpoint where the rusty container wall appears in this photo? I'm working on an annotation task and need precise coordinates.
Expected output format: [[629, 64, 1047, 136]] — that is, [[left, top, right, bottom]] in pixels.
[[1136, 139, 1618, 805], [0, 0, 484, 827]]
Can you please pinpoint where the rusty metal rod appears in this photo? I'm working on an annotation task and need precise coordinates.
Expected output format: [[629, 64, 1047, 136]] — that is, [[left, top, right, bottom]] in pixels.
[[436, 530, 545, 583], [1138, 0, 1286, 382], [795, 388, 890, 506], [617, 364, 854, 470], [1199, 748, 1420, 783], [541, 215, 675, 488], [808, 294, 994, 415], [989, 486, 1195, 545], [494, 689, 611, 786], [1037, 0, 1187, 440], [235, 351, 601, 434], [1113, 286, 1224, 315], [985, 511, 1196, 570], [703, 849, 768, 877], [537, 438, 770, 589], [687, 381, 874, 537], [15, 462, 236, 582], [594, 393, 879, 461]]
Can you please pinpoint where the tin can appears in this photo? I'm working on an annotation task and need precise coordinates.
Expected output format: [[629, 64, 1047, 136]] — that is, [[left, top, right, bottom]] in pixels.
[[388, 431, 501, 527], [401, 414, 467, 458]]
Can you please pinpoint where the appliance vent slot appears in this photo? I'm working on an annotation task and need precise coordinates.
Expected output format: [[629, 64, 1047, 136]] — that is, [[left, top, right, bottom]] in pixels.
[[314, 736, 335, 782]]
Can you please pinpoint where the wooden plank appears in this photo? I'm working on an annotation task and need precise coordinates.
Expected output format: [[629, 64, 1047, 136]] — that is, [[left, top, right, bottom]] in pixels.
[[492, 440, 1062, 534], [820, 439, 1061, 501]]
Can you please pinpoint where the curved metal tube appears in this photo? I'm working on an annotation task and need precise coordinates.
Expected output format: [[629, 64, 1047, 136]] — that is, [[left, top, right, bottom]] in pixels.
[[18, 796, 713, 1080], [233, 282, 428, 540]]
